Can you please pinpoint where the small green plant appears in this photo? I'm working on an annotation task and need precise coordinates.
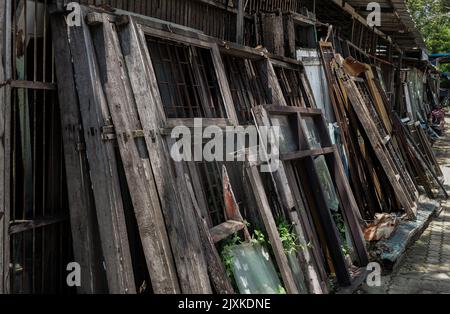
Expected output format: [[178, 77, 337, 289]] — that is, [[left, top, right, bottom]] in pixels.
[[341, 244, 351, 257], [332, 212, 346, 240], [251, 229, 267, 246], [221, 233, 242, 278], [276, 285, 287, 294], [220, 227, 268, 279], [277, 219, 300, 254], [328, 276, 337, 293]]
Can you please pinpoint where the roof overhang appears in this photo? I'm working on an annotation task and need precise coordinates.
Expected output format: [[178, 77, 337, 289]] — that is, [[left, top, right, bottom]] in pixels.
[[345, 0, 426, 51]]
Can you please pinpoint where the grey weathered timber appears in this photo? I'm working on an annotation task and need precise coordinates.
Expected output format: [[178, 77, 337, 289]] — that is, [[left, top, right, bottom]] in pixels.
[[67, 8, 136, 294], [236, 0, 245, 45], [251, 106, 328, 294], [0, 0, 11, 294], [0, 0, 6, 294], [51, 14, 107, 294], [343, 77, 417, 219], [117, 18, 212, 293], [211, 45, 240, 125], [256, 60, 289, 107], [209, 221, 245, 243], [261, 13, 284, 56], [185, 174, 235, 294], [91, 14, 180, 294], [246, 164, 300, 294]]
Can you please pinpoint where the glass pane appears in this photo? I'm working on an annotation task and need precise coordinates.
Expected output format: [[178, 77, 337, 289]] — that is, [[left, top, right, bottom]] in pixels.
[[231, 243, 283, 294], [301, 116, 322, 149], [270, 115, 299, 154], [314, 156, 339, 211]]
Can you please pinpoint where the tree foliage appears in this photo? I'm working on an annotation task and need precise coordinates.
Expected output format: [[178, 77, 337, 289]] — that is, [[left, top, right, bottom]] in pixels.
[[407, 0, 450, 54]]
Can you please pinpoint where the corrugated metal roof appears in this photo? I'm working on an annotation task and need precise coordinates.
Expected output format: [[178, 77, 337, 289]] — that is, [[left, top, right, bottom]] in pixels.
[[345, 0, 426, 50]]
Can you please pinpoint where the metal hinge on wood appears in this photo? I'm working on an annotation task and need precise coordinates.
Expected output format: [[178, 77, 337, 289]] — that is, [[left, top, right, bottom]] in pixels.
[[131, 130, 145, 138], [101, 125, 116, 141], [102, 126, 150, 142]]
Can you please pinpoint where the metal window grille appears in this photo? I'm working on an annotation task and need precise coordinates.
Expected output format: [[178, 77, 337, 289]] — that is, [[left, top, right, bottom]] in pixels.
[[223, 55, 270, 124], [196, 161, 225, 227], [147, 36, 226, 119], [3, 0, 72, 294], [274, 66, 310, 108]]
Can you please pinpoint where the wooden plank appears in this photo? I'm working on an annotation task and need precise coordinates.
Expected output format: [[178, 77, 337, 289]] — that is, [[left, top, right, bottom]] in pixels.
[[281, 147, 336, 161], [0, 0, 8, 294], [261, 13, 284, 56], [210, 220, 245, 243], [51, 14, 107, 294], [91, 14, 180, 294], [251, 105, 328, 294], [67, 7, 136, 294], [184, 173, 235, 294], [8, 80, 56, 90], [211, 45, 240, 125], [342, 74, 417, 219], [256, 60, 289, 107], [246, 164, 300, 294], [236, 0, 244, 44], [118, 19, 212, 293], [329, 148, 369, 265], [9, 216, 66, 235], [264, 105, 323, 116], [283, 14, 296, 59]]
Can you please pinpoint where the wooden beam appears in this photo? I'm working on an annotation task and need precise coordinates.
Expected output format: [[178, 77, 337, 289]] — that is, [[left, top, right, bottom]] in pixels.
[[92, 14, 180, 294], [264, 105, 323, 116], [50, 14, 107, 294], [9, 216, 67, 235], [236, 0, 244, 45], [281, 147, 336, 161], [252, 106, 328, 294], [210, 220, 245, 243], [118, 18, 212, 293], [185, 174, 235, 294], [67, 7, 136, 294], [0, 0, 10, 294], [246, 164, 299, 294]]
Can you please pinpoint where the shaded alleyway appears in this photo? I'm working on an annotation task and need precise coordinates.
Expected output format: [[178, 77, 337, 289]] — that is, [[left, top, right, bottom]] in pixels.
[[362, 115, 450, 294]]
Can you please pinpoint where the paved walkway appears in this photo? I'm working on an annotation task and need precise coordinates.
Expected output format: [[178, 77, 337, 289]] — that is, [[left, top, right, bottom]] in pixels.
[[362, 116, 450, 294]]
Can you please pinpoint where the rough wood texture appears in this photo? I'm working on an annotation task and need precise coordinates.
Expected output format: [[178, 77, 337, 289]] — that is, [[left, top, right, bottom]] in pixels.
[[246, 164, 300, 294], [251, 105, 328, 294], [342, 74, 417, 219], [210, 221, 245, 243], [261, 13, 284, 56], [67, 8, 136, 294], [185, 174, 235, 294], [0, 0, 11, 294], [51, 14, 107, 294], [118, 19, 212, 293], [0, 0, 7, 294], [91, 14, 180, 294]]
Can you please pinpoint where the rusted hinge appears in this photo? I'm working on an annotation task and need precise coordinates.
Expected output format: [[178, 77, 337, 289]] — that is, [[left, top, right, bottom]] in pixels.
[[101, 125, 116, 141], [102, 126, 151, 142]]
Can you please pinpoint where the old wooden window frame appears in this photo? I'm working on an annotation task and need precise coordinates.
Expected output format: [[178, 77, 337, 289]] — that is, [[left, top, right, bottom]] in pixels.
[[134, 17, 334, 294], [136, 21, 239, 127], [253, 104, 369, 287]]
